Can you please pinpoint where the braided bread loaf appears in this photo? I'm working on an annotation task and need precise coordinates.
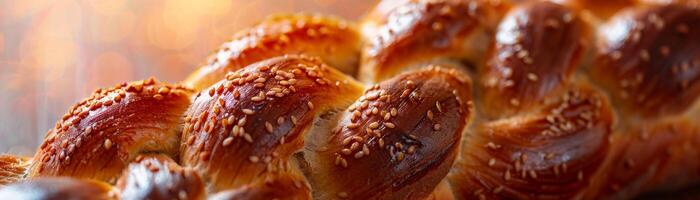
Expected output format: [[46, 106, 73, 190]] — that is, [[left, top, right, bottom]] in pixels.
[[1, 0, 699, 199]]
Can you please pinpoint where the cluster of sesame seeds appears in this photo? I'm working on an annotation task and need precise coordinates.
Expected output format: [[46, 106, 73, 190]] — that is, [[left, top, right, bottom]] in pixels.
[[540, 90, 601, 137], [368, 0, 478, 58], [333, 68, 470, 169], [206, 14, 348, 69], [485, 9, 582, 111], [333, 81, 423, 168], [247, 151, 293, 174], [473, 89, 602, 195], [36, 78, 191, 172], [185, 57, 348, 172]]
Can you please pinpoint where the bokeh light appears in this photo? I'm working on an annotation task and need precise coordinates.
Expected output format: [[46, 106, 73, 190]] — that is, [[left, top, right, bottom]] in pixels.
[[0, 0, 377, 155]]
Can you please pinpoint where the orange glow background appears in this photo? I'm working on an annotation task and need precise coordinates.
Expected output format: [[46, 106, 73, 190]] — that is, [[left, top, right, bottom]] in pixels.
[[0, 0, 377, 155]]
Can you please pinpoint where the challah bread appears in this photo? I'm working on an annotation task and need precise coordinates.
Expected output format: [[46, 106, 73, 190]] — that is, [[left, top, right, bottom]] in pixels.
[[0, 0, 699, 199]]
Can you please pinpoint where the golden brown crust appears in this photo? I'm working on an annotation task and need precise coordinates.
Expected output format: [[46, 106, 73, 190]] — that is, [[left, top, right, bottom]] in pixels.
[[0, 177, 116, 200], [209, 174, 311, 200], [303, 66, 473, 200], [450, 86, 613, 199], [586, 118, 700, 199], [184, 14, 361, 90], [180, 55, 364, 191], [359, 0, 508, 82], [589, 4, 700, 119], [479, 1, 590, 118], [0, 154, 30, 185], [117, 155, 205, 200], [29, 78, 194, 182]]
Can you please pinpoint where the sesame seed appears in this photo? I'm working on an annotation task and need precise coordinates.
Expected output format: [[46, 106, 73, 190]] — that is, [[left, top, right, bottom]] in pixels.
[[432, 21, 444, 30], [493, 186, 504, 194], [243, 134, 253, 143], [365, 93, 379, 100], [510, 98, 520, 106], [486, 142, 500, 150], [640, 49, 650, 61], [104, 139, 113, 150], [390, 108, 398, 116], [435, 101, 443, 112], [354, 151, 364, 159], [342, 137, 352, 145], [291, 116, 298, 125], [347, 123, 359, 129], [242, 109, 255, 115], [307, 101, 314, 109], [384, 122, 395, 129], [238, 117, 247, 126], [529, 170, 538, 179], [563, 13, 573, 23], [249, 156, 259, 163], [369, 122, 379, 129], [433, 124, 441, 131], [341, 148, 352, 155], [251, 96, 264, 102], [427, 110, 434, 120], [488, 158, 496, 166], [350, 142, 359, 150], [407, 145, 416, 154], [265, 122, 274, 133], [337, 192, 348, 198], [158, 87, 170, 94], [226, 116, 235, 126], [527, 73, 538, 81], [578, 171, 584, 181], [277, 117, 285, 125], [401, 89, 410, 98], [222, 137, 234, 146]]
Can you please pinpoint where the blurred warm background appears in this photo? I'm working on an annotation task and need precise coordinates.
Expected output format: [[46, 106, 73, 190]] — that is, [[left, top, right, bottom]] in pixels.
[[0, 0, 377, 155]]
